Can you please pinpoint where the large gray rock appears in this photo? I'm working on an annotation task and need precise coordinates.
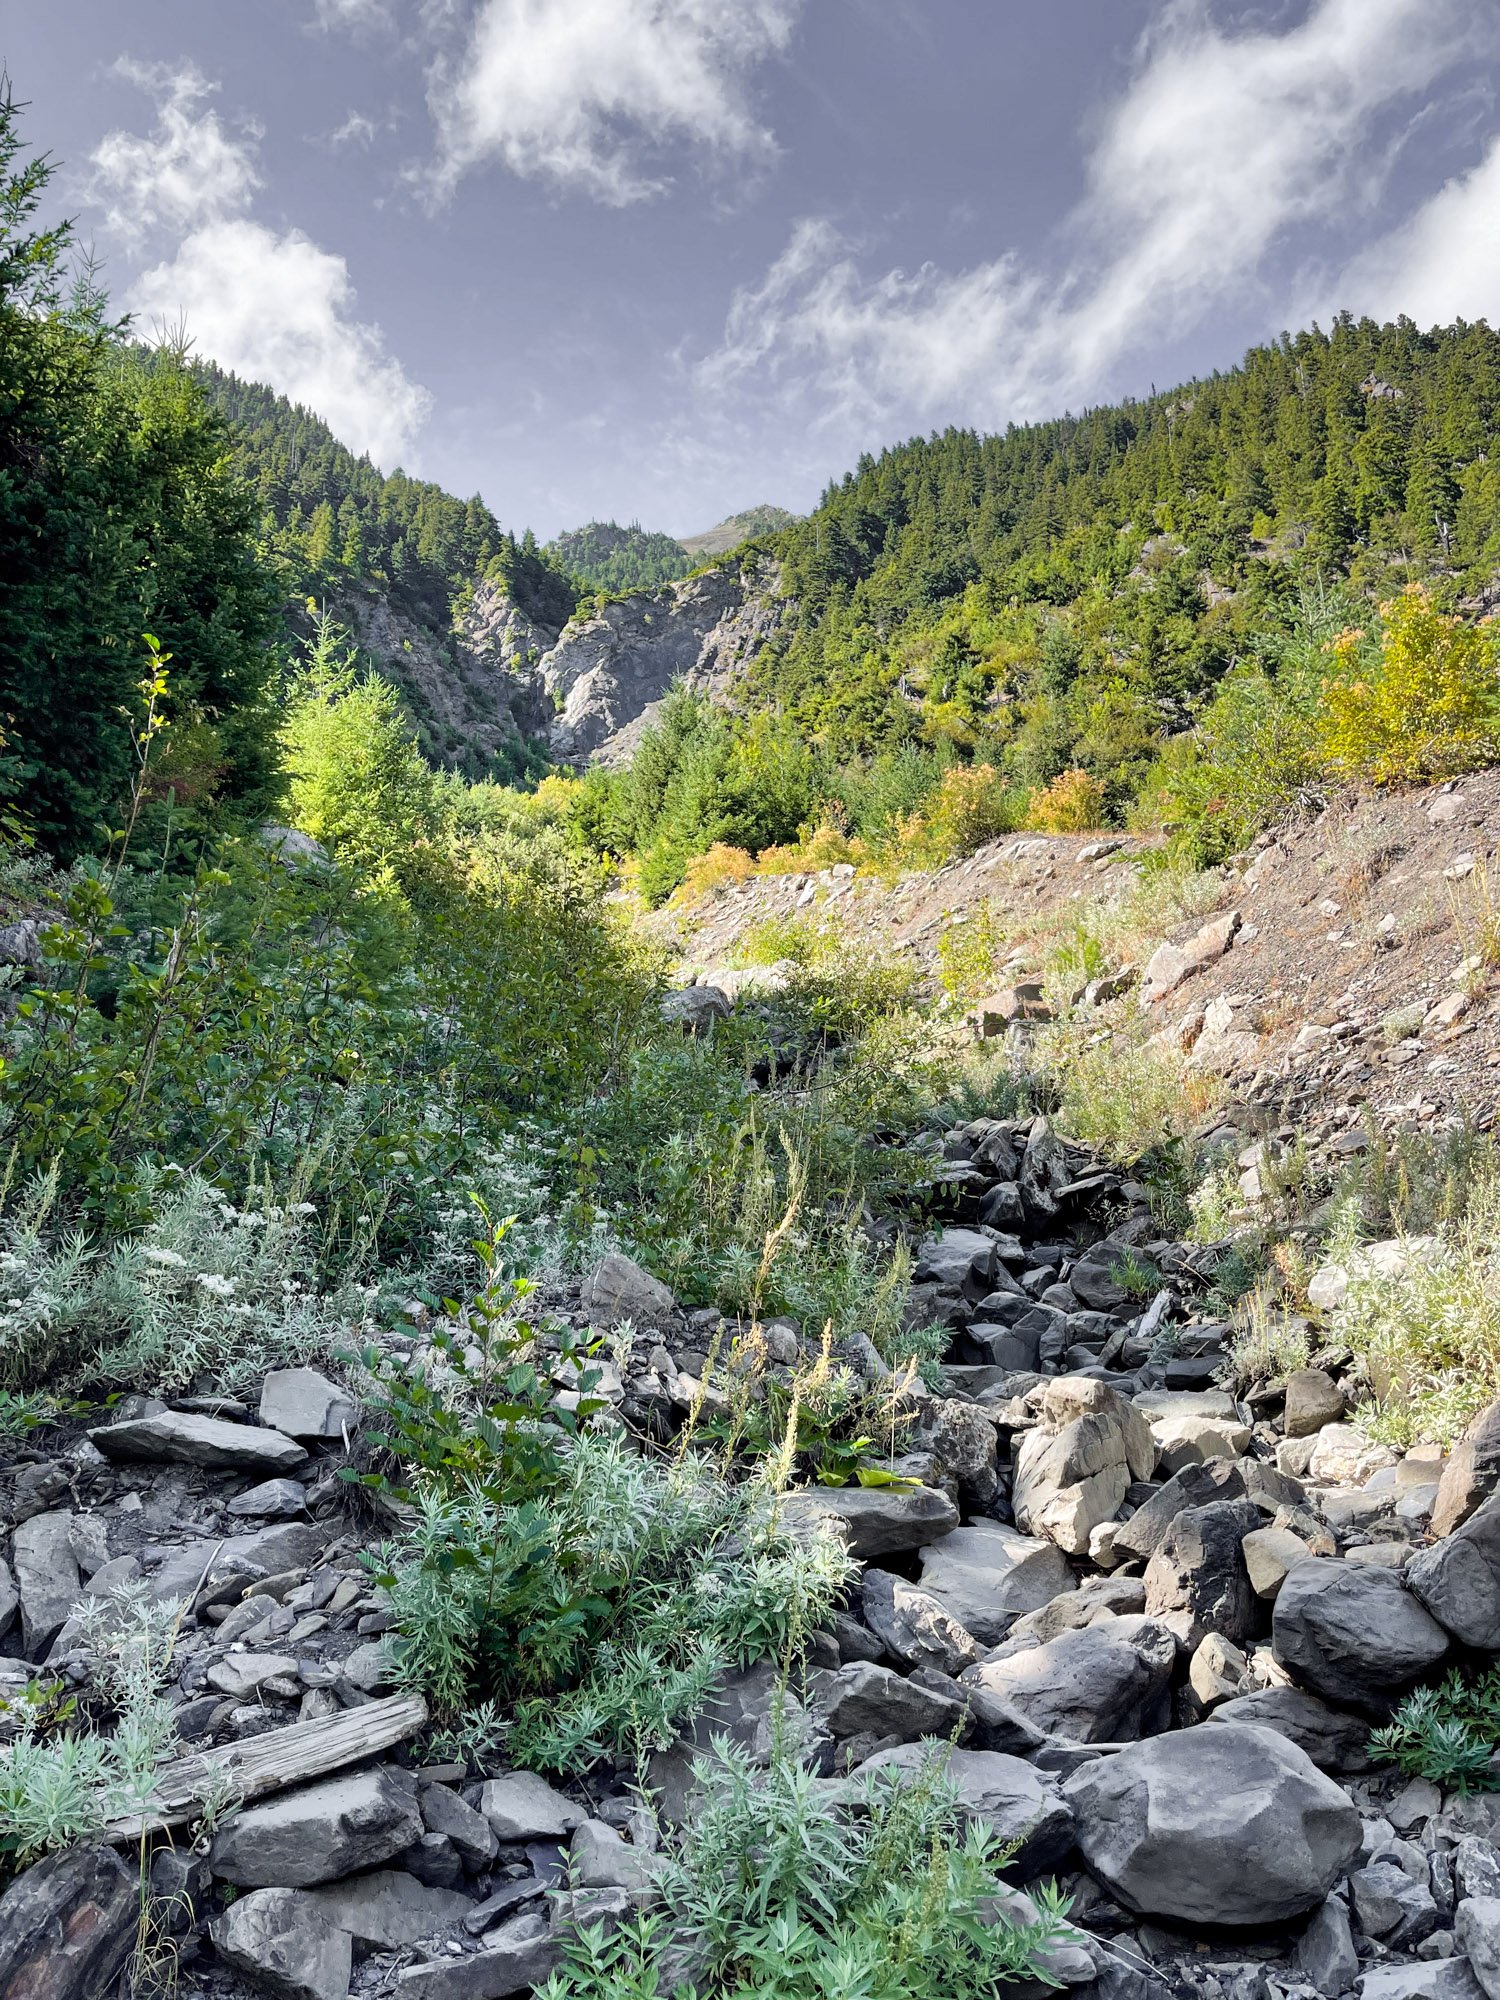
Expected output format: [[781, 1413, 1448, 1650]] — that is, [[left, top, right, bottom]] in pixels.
[[90, 1410, 307, 1473], [812, 1660, 968, 1740], [1359, 1962, 1487, 2000], [918, 1520, 1075, 1646], [259, 1368, 357, 1443], [780, 1483, 958, 1561], [1209, 1687, 1373, 1773], [1409, 1493, 1500, 1649], [1012, 1378, 1155, 1554], [1432, 1403, 1500, 1538], [303, 1868, 472, 1946], [660, 985, 732, 1033], [211, 1887, 352, 2000], [1457, 1898, 1500, 2000], [420, 1785, 498, 1870], [914, 1228, 1001, 1297], [210, 1768, 422, 1887], [479, 1770, 585, 1842], [1349, 1861, 1438, 1946], [1273, 1560, 1449, 1715], [11, 1509, 81, 1657], [1142, 1497, 1262, 1648], [921, 1399, 1000, 1512], [1112, 1456, 1302, 1564], [1297, 1896, 1361, 1996], [581, 1252, 674, 1327], [395, 1907, 562, 1998], [854, 1743, 1074, 1878], [1063, 1723, 1362, 1926], [0, 1844, 137, 2000], [962, 1615, 1176, 1743], [860, 1569, 978, 1676]]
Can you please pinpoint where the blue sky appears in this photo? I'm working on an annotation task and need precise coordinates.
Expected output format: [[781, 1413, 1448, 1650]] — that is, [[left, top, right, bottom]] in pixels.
[[9, 0, 1500, 537]]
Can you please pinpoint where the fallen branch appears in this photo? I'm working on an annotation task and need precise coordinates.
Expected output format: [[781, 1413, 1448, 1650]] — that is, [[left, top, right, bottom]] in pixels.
[[102, 1691, 428, 1841]]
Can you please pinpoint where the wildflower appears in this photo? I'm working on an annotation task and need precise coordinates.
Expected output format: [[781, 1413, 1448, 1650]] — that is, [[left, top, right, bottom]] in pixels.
[[142, 1247, 188, 1270], [195, 1273, 237, 1298]]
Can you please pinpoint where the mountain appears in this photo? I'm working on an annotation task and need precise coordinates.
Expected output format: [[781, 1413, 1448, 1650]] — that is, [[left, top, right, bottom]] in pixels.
[[546, 520, 693, 593], [679, 504, 797, 558]]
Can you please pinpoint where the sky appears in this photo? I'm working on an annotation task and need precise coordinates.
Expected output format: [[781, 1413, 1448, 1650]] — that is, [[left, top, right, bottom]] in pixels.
[[8, 0, 1500, 539]]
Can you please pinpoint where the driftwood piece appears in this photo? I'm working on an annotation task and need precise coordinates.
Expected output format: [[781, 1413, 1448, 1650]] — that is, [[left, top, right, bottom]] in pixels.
[[102, 1690, 428, 1840]]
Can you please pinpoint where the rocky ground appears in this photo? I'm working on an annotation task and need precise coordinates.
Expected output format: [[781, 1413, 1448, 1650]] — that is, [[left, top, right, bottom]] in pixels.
[[7, 1108, 1500, 2000]]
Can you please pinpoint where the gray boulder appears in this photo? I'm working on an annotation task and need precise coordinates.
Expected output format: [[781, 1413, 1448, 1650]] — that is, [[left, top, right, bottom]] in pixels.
[[812, 1660, 968, 1740], [962, 1615, 1176, 1743], [1112, 1456, 1302, 1564], [860, 1569, 978, 1676], [1142, 1497, 1262, 1648], [918, 1520, 1075, 1646], [854, 1742, 1074, 1878], [660, 986, 732, 1033], [780, 1483, 958, 1561], [0, 1844, 137, 2000], [479, 1770, 585, 1842], [1359, 1962, 1487, 2000], [1012, 1377, 1155, 1554], [420, 1785, 498, 1870], [259, 1368, 357, 1442], [303, 1868, 472, 1946], [1457, 1898, 1500, 2000], [1409, 1493, 1500, 1649], [1063, 1723, 1362, 1926], [1273, 1560, 1449, 1714], [1297, 1897, 1361, 1996], [914, 1228, 1001, 1297], [227, 1478, 310, 1519], [1349, 1860, 1437, 1946], [12, 1509, 81, 1657], [581, 1252, 674, 1328], [211, 1887, 352, 2000], [1284, 1369, 1347, 1438], [1209, 1687, 1373, 1773], [90, 1410, 307, 1473], [1432, 1403, 1500, 1538], [210, 1769, 422, 1888]]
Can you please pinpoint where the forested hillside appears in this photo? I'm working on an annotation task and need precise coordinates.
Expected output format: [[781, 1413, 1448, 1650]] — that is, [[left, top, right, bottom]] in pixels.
[[546, 519, 693, 592]]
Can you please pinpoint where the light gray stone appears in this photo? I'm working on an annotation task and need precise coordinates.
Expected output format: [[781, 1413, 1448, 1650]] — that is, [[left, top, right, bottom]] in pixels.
[[1350, 1861, 1438, 1945], [90, 1410, 307, 1474], [210, 1769, 422, 1888], [11, 1509, 80, 1656], [780, 1483, 959, 1561], [854, 1742, 1074, 1878], [479, 1770, 585, 1843], [1358, 1959, 1486, 2000], [1458, 1897, 1500, 2000], [227, 1479, 311, 1519], [303, 1869, 472, 1947], [205, 1652, 299, 1698], [1409, 1494, 1500, 1650], [581, 1253, 674, 1328], [394, 1909, 561, 1999], [259, 1369, 358, 1443], [1298, 1896, 1360, 1995], [1012, 1378, 1155, 1555], [1063, 1723, 1362, 1926], [570, 1820, 656, 1896], [860, 1568, 979, 1676], [420, 1786, 498, 1871], [1285, 1370, 1348, 1439], [210, 1887, 352, 2000], [917, 1520, 1074, 1646]]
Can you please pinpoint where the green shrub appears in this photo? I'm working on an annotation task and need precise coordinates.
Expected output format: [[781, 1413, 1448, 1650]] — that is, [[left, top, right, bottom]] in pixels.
[[538, 1739, 1076, 2000], [1320, 586, 1500, 784], [1371, 1668, 1500, 1793]]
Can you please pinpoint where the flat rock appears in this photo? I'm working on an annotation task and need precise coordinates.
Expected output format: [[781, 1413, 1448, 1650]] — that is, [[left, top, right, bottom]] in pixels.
[[1209, 1687, 1372, 1773], [581, 1252, 674, 1327], [1273, 1559, 1449, 1714], [812, 1659, 968, 1740], [917, 1520, 1074, 1646], [479, 1770, 585, 1842], [90, 1410, 307, 1473], [227, 1478, 311, 1519], [260, 1369, 357, 1443], [780, 1483, 958, 1560], [1063, 1723, 1361, 1926], [1359, 1961, 1486, 2000], [395, 1910, 562, 1998], [206, 1651, 299, 1698], [210, 1768, 422, 1888], [304, 1869, 473, 1947], [211, 1887, 352, 2000]]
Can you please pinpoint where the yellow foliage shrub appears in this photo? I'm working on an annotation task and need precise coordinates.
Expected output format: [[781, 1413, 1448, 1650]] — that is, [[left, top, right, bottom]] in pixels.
[[675, 843, 757, 902], [755, 822, 869, 875], [896, 764, 1019, 867], [1025, 768, 1107, 833], [1319, 586, 1500, 784]]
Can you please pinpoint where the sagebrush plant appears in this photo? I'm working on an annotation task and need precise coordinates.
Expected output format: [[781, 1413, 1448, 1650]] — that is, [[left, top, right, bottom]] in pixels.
[[0, 1587, 187, 1872], [1371, 1668, 1500, 1793], [1331, 1179, 1500, 1445], [537, 1739, 1076, 2000], [1225, 1285, 1312, 1392], [1035, 1011, 1223, 1164]]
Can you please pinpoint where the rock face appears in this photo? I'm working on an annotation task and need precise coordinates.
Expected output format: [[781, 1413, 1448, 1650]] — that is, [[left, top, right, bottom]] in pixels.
[[1408, 1493, 1500, 1648], [0, 1844, 138, 2000], [544, 561, 784, 764], [963, 1616, 1176, 1743], [1064, 1723, 1362, 1925], [1272, 1560, 1450, 1714], [210, 1769, 424, 1888]]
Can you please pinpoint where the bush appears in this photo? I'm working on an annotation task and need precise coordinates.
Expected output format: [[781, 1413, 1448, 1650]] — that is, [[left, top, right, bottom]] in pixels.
[[1026, 768, 1106, 833], [1371, 1668, 1500, 1793], [1035, 1015, 1223, 1164], [538, 1739, 1076, 2000], [895, 764, 1021, 868], [1319, 586, 1500, 784]]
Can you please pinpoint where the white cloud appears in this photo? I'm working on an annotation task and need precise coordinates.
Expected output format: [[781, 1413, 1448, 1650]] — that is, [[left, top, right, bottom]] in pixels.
[[1337, 134, 1500, 327], [90, 62, 261, 241], [90, 64, 430, 468], [423, 0, 801, 204], [329, 110, 380, 148], [311, 0, 394, 29], [702, 0, 1496, 433], [131, 222, 433, 465]]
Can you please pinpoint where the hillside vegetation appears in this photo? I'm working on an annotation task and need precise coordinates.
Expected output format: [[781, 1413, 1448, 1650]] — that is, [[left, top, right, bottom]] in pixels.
[[545, 519, 694, 593]]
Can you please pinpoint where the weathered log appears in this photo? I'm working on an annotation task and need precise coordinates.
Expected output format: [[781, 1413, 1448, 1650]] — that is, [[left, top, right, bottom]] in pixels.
[[101, 1690, 428, 1840]]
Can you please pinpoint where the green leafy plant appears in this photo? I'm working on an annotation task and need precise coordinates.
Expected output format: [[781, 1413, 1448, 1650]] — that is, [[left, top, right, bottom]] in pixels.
[[537, 1739, 1076, 2000], [1371, 1669, 1500, 1793]]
